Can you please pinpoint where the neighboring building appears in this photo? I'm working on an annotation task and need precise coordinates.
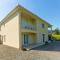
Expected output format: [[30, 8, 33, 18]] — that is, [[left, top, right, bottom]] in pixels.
[[0, 5, 52, 50]]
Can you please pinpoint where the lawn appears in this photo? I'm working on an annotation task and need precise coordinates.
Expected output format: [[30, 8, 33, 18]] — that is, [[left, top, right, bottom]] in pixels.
[[52, 35, 60, 40]]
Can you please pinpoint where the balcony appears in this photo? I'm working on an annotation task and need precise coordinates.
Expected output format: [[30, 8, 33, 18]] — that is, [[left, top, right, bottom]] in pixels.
[[23, 25, 36, 31], [21, 19, 36, 30], [21, 24, 37, 33], [21, 16, 37, 33]]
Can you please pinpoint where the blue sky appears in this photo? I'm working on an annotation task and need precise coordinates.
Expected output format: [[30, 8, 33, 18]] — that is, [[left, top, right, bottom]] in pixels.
[[0, 0, 60, 30]]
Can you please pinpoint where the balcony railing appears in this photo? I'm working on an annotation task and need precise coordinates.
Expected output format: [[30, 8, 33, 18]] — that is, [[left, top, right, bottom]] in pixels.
[[22, 25, 36, 31]]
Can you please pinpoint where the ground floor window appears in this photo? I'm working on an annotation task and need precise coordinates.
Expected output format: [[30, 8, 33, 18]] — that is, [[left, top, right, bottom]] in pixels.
[[24, 34, 28, 45], [42, 34, 45, 42]]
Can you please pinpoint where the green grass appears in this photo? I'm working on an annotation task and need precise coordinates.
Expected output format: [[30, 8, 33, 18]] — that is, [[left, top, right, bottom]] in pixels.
[[52, 35, 60, 41]]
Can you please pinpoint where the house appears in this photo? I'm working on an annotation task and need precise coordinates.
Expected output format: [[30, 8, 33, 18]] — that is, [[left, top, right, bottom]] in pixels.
[[0, 5, 52, 50]]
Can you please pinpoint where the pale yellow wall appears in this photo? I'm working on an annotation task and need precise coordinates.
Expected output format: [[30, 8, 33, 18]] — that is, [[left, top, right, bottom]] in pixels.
[[0, 13, 20, 48], [37, 19, 49, 44]]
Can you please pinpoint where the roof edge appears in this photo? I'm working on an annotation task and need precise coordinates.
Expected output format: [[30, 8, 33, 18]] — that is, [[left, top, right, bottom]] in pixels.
[[0, 4, 52, 27]]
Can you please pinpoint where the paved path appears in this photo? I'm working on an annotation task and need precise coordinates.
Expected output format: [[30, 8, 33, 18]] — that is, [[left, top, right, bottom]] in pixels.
[[32, 41, 60, 51], [0, 41, 60, 60]]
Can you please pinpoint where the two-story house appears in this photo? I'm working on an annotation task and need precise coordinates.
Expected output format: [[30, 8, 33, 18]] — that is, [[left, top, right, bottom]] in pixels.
[[0, 5, 52, 50]]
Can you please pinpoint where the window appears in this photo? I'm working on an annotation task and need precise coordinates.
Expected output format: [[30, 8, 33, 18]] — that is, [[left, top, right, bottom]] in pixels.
[[42, 34, 45, 42], [42, 24, 45, 28], [24, 34, 28, 45], [1, 35, 6, 42], [0, 27, 1, 31]]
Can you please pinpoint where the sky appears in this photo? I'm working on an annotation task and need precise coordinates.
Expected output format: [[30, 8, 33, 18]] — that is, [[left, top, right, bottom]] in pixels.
[[0, 0, 60, 30]]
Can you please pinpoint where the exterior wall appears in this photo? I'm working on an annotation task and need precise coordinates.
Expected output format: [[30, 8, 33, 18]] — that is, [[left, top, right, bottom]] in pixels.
[[0, 13, 20, 48], [37, 19, 48, 44], [28, 33, 36, 44]]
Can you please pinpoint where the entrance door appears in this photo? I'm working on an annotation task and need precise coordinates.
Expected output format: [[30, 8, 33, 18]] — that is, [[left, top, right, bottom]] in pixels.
[[42, 34, 45, 42], [24, 34, 28, 45]]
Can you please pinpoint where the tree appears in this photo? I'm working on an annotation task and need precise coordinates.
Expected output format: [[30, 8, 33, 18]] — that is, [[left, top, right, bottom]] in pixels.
[[53, 28, 60, 35]]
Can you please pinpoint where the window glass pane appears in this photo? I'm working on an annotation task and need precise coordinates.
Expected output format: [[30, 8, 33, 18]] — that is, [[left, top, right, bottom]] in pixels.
[[42, 24, 45, 28]]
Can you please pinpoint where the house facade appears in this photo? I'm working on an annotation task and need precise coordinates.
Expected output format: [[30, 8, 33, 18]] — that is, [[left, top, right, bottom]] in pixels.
[[0, 5, 52, 50]]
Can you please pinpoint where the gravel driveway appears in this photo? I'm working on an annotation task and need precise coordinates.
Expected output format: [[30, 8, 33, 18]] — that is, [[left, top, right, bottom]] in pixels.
[[0, 41, 60, 60]]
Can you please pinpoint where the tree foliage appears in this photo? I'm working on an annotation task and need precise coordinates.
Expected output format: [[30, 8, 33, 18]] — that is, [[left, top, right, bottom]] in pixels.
[[53, 28, 60, 35]]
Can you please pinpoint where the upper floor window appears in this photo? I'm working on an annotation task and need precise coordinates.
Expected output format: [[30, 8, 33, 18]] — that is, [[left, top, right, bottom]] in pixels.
[[42, 24, 45, 28]]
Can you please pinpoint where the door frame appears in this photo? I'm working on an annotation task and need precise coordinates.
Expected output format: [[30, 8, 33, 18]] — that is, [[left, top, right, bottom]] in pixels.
[[42, 34, 45, 42], [24, 33, 29, 45]]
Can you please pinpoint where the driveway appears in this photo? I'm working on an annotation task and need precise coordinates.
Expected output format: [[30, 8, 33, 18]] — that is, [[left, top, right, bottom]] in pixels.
[[0, 41, 60, 60], [32, 41, 60, 51]]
